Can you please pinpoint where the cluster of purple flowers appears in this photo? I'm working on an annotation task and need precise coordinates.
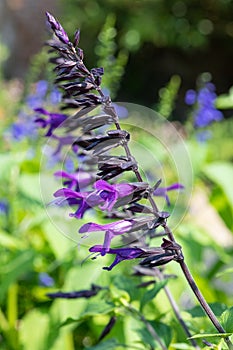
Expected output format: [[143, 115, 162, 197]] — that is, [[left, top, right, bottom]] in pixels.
[[35, 13, 185, 272], [7, 79, 62, 142], [185, 82, 223, 135]]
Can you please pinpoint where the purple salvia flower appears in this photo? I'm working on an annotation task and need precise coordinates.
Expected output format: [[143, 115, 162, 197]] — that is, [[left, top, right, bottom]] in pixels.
[[50, 134, 77, 156], [54, 169, 95, 191], [53, 180, 148, 218], [46, 284, 102, 299], [53, 188, 93, 218], [79, 216, 163, 255], [74, 29, 81, 47], [34, 108, 68, 136], [153, 183, 184, 206], [89, 245, 147, 270], [93, 180, 142, 211], [46, 12, 70, 45], [80, 220, 139, 256]]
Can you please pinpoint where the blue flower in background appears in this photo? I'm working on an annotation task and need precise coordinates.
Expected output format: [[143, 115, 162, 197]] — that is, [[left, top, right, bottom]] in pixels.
[[26, 80, 49, 109], [9, 116, 38, 142], [0, 200, 9, 215], [7, 80, 63, 143], [196, 130, 212, 143], [185, 89, 196, 105], [39, 272, 54, 287], [50, 87, 62, 105], [185, 82, 223, 129]]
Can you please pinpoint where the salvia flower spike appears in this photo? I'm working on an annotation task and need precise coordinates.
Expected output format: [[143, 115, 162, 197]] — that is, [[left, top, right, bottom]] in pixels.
[[44, 13, 233, 349]]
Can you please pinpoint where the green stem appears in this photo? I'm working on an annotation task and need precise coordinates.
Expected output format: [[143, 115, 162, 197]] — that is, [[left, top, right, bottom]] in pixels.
[[7, 283, 19, 350], [0, 307, 9, 332]]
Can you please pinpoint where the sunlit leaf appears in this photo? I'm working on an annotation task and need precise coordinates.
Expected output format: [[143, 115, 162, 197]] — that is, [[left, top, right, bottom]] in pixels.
[[203, 162, 233, 210], [189, 332, 232, 339], [220, 307, 233, 332], [140, 280, 167, 311]]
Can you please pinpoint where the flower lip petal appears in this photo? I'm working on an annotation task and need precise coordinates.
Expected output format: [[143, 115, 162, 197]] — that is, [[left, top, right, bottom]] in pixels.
[[53, 188, 89, 199], [79, 219, 133, 234]]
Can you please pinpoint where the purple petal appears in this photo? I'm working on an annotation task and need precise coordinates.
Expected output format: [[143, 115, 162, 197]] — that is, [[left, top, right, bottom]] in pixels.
[[115, 183, 135, 197], [54, 188, 88, 199], [34, 107, 50, 116], [70, 200, 90, 219], [79, 220, 133, 234], [94, 179, 114, 191], [89, 245, 145, 270], [166, 183, 185, 191]]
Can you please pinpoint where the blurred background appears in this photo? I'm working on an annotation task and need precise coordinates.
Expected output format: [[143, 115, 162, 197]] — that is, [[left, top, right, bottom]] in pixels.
[[1, 0, 233, 119]]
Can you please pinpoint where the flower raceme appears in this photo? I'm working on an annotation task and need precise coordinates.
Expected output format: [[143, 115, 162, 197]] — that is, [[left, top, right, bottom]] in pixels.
[[44, 12, 181, 269], [40, 14, 233, 349]]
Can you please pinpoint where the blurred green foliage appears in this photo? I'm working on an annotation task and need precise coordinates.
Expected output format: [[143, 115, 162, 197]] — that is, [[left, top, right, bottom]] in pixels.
[[59, 0, 233, 51]]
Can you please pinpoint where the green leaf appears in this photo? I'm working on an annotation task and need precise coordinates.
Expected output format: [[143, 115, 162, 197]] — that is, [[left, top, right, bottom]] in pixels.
[[60, 300, 115, 327], [0, 250, 35, 302], [152, 320, 172, 347], [186, 303, 227, 318], [18, 173, 42, 203], [189, 333, 233, 339], [220, 307, 233, 332], [42, 221, 76, 260], [216, 88, 233, 109], [140, 280, 167, 311], [80, 300, 115, 318], [217, 268, 233, 278], [86, 338, 120, 350], [203, 162, 233, 210], [136, 320, 171, 349], [60, 317, 81, 327], [19, 309, 50, 350], [0, 230, 25, 249], [172, 343, 197, 349]]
